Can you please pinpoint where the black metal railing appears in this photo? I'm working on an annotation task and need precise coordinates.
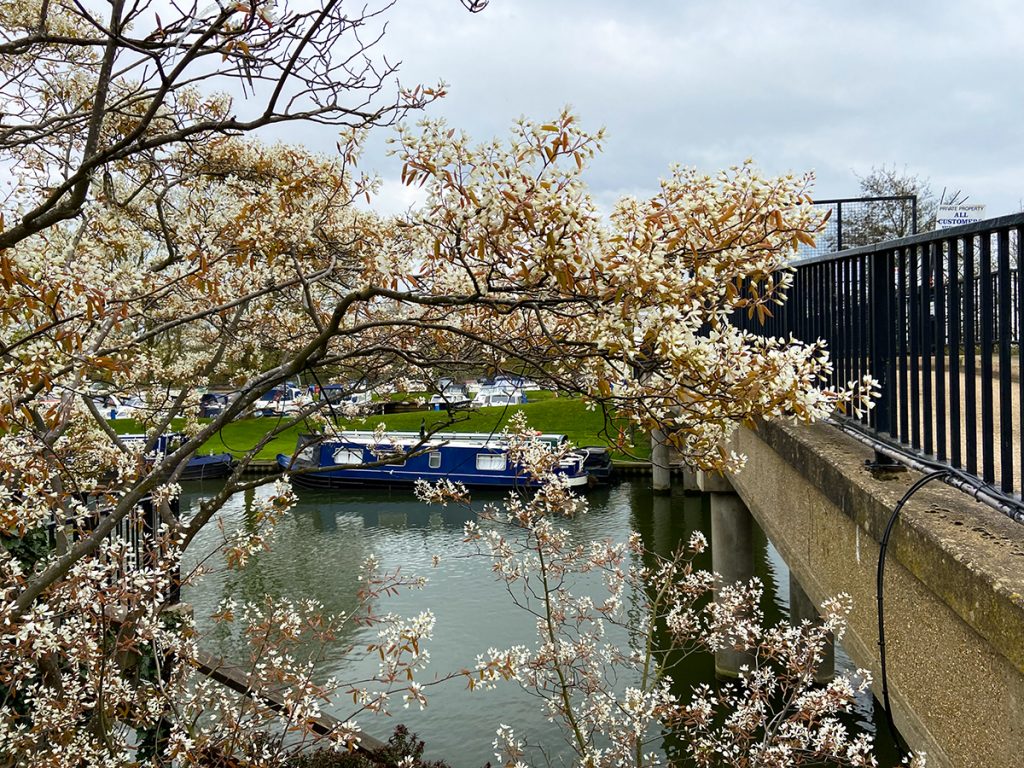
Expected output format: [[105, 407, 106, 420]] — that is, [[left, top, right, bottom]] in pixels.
[[735, 213, 1024, 499]]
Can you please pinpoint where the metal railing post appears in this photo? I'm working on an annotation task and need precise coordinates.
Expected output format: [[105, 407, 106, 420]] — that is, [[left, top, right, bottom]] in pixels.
[[836, 202, 843, 253], [870, 249, 897, 451]]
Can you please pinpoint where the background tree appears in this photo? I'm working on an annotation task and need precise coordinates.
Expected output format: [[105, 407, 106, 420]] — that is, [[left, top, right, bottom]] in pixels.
[[853, 164, 935, 241], [838, 164, 967, 249]]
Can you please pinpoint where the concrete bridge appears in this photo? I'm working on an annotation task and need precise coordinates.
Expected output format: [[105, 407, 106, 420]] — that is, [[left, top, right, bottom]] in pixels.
[[652, 215, 1024, 768], [687, 416, 1024, 768]]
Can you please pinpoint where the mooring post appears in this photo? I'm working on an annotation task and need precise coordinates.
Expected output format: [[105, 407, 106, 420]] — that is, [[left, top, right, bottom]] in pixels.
[[651, 427, 671, 493], [700, 471, 756, 679], [788, 572, 836, 684]]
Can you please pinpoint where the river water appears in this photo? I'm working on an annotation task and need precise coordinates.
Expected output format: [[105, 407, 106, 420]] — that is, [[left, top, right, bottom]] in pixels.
[[180, 480, 899, 767]]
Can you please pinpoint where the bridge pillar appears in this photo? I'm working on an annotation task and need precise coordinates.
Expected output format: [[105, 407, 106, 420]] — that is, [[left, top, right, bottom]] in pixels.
[[788, 572, 835, 684], [651, 428, 671, 493], [703, 471, 756, 679], [683, 491, 704, 532], [679, 464, 700, 493]]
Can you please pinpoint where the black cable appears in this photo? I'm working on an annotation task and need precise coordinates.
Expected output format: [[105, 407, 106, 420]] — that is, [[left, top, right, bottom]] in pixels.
[[876, 468, 952, 758], [304, 366, 342, 428], [832, 417, 1024, 523], [821, 416, 1024, 759]]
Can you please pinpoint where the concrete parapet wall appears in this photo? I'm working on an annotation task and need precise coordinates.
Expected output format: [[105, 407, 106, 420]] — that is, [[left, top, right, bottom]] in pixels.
[[727, 419, 1024, 768]]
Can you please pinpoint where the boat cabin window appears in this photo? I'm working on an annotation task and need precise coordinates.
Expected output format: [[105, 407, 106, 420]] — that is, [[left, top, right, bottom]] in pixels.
[[476, 453, 506, 471], [332, 448, 364, 466], [297, 446, 315, 463], [428, 451, 442, 469]]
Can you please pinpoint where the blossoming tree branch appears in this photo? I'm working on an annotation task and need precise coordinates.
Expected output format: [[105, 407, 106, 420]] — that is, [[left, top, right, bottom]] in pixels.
[[0, 0, 877, 765], [431, 416, 881, 768]]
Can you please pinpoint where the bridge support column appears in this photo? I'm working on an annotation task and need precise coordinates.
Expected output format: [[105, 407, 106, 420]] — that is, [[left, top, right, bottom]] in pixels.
[[788, 572, 835, 684], [651, 428, 671, 494], [701, 471, 756, 679], [679, 464, 699, 493]]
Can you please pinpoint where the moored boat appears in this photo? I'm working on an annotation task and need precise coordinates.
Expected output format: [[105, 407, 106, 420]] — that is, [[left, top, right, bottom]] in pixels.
[[121, 433, 236, 481], [573, 446, 616, 485], [178, 452, 236, 480], [276, 431, 590, 490]]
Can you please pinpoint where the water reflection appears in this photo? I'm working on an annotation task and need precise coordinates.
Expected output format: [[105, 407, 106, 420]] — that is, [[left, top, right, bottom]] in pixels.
[[181, 480, 898, 768]]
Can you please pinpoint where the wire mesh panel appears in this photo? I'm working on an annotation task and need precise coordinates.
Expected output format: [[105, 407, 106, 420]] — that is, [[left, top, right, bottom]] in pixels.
[[797, 196, 919, 260]]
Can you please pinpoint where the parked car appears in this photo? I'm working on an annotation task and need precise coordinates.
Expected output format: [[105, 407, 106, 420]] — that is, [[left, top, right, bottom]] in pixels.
[[319, 384, 373, 406], [251, 384, 310, 417], [472, 389, 528, 408], [199, 391, 236, 419]]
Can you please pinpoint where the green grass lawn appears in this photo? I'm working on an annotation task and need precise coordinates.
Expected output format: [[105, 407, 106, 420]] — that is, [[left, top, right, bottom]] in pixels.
[[106, 392, 649, 462], [200, 418, 308, 460], [387, 391, 429, 401], [194, 397, 649, 461]]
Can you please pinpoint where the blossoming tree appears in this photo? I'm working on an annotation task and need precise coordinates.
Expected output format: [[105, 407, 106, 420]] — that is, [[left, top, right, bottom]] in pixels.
[[0, 1, 876, 765], [430, 416, 886, 768]]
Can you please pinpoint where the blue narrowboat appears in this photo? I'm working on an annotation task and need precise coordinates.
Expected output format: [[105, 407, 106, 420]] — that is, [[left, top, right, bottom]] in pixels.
[[177, 452, 237, 480], [122, 433, 236, 481], [276, 431, 590, 490]]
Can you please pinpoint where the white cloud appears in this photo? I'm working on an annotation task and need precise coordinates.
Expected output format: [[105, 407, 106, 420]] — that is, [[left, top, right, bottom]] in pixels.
[[329, 0, 1024, 217], [362, 177, 430, 218]]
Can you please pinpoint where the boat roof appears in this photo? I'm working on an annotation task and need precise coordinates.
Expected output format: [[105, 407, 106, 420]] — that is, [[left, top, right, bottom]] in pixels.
[[303, 430, 568, 450], [322, 382, 371, 390]]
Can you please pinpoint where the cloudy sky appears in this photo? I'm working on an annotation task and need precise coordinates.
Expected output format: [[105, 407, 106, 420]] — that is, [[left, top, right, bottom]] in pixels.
[[277, 0, 1024, 219]]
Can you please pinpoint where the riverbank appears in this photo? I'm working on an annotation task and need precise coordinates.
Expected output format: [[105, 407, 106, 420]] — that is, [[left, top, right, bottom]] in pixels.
[[197, 397, 651, 461]]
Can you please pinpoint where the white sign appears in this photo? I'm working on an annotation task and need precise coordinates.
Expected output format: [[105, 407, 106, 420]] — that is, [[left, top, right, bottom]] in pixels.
[[936, 203, 987, 230]]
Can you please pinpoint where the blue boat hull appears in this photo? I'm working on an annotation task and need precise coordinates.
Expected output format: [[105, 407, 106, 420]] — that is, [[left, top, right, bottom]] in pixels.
[[276, 433, 590, 491], [277, 455, 585, 490], [575, 447, 616, 485], [121, 434, 236, 482], [180, 453, 236, 481]]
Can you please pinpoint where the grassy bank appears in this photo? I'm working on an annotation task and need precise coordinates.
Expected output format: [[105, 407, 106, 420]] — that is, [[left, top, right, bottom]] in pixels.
[[196, 397, 649, 461]]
